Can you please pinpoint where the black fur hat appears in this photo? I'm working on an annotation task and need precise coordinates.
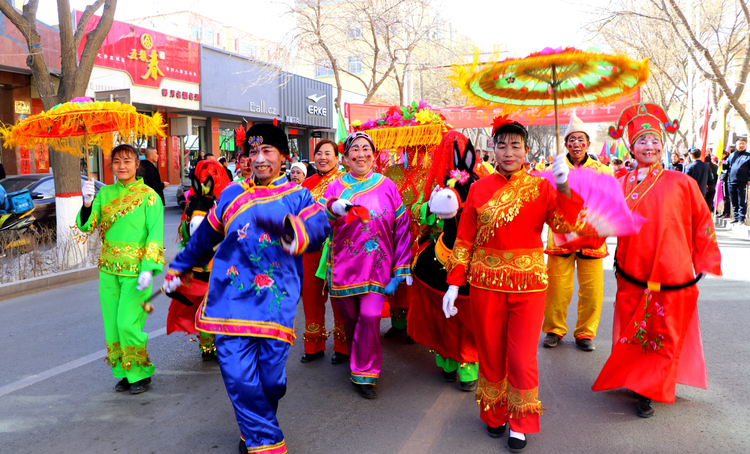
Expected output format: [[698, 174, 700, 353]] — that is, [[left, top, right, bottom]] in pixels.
[[245, 124, 289, 155]]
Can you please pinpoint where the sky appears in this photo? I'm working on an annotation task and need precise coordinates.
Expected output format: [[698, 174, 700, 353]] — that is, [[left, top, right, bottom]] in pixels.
[[34, 0, 603, 56]]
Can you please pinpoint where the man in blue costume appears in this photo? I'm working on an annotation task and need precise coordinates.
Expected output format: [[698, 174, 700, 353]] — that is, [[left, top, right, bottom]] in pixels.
[[163, 124, 330, 454]]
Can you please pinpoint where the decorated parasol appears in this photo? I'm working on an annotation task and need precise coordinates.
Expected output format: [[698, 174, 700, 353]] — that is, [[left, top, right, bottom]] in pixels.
[[450, 47, 649, 154], [0, 97, 166, 178]]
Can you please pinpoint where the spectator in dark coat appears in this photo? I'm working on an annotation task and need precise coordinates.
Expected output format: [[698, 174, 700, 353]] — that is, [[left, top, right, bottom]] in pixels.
[[683, 148, 710, 198], [670, 153, 683, 172], [137, 147, 169, 205], [704, 152, 719, 211], [725, 137, 750, 223], [218, 156, 234, 181]]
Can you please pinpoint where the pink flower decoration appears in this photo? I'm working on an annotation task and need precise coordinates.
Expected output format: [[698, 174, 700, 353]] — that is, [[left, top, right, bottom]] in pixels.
[[655, 302, 664, 316], [649, 341, 657, 350], [620, 337, 627, 344], [639, 321, 647, 329], [254, 273, 274, 289], [259, 232, 271, 243], [449, 169, 470, 185]]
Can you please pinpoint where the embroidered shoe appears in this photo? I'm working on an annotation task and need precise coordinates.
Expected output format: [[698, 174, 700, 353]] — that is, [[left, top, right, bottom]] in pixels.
[[542, 333, 560, 348], [636, 395, 655, 418], [459, 380, 478, 392], [575, 338, 596, 352], [384, 327, 406, 338], [129, 377, 151, 394], [331, 352, 349, 365], [300, 351, 324, 363], [508, 433, 527, 452], [115, 378, 130, 392], [352, 382, 377, 399], [487, 424, 506, 438]]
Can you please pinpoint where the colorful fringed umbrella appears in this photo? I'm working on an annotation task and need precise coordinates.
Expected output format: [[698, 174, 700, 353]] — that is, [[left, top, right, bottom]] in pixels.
[[0, 97, 166, 177], [450, 47, 649, 154]]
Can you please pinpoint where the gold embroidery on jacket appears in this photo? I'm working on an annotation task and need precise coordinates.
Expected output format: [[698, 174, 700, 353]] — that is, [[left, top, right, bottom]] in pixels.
[[445, 244, 471, 274], [476, 173, 540, 244], [143, 241, 165, 264], [468, 248, 547, 291], [310, 170, 342, 201]]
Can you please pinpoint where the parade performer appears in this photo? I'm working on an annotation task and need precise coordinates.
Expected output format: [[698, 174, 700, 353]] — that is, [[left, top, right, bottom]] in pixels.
[[77, 144, 164, 394], [163, 124, 329, 454], [408, 131, 480, 391], [542, 113, 612, 352], [323, 131, 413, 400], [592, 103, 722, 418], [442, 117, 586, 452], [300, 139, 348, 364], [166, 160, 231, 361]]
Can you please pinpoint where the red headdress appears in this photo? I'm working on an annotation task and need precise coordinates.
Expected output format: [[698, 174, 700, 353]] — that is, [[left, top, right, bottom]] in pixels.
[[608, 103, 679, 143], [234, 125, 246, 149], [194, 160, 231, 198], [491, 114, 526, 137], [422, 130, 471, 199]]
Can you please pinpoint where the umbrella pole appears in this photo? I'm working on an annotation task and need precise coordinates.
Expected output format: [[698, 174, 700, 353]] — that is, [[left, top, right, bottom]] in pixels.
[[84, 131, 91, 181], [552, 66, 562, 156]]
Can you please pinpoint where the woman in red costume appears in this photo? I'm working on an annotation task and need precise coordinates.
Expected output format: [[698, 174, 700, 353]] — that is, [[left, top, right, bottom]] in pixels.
[[442, 117, 585, 453], [592, 103, 722, 417]]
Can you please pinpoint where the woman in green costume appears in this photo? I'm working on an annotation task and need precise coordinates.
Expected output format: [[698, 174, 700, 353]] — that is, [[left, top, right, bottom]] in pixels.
[[77, 144, 165, 394]]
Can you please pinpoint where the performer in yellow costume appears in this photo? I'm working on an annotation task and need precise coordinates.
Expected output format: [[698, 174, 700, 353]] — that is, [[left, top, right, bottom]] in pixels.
[[542, 113, 612, 352]]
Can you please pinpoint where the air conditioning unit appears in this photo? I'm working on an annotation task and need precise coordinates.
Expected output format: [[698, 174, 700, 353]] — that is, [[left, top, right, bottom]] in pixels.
[[170, 117, 192, 136]]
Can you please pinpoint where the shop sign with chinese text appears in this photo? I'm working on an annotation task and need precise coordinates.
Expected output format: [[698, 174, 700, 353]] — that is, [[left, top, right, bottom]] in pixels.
[[76, 12, 200, 88]]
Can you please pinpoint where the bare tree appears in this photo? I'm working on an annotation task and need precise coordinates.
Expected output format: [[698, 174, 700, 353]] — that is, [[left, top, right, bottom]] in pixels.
[[589, 0, 750, 146], [0, 0, 117, 263], [527, 125, 556, 160], [291, 0, 451, 109]]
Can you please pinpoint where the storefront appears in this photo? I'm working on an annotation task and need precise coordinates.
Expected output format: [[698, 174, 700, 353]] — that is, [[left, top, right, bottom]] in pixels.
[[281, 74, 335, 160], [78, 12, 201, 185]]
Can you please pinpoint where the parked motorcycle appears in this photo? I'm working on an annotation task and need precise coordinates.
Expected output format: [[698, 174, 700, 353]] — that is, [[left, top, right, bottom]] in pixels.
[[0, 189, 36, 251]]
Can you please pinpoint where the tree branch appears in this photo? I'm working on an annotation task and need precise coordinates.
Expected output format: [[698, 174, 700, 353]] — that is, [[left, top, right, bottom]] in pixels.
[[73, 0, 106, 51]]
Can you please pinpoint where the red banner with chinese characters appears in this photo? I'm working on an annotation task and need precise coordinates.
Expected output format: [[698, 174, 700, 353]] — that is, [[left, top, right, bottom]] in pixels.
[[34, 144, 49, 173], [76, 12, 200, 88], [19, 146, 30, 174], [345, 89, 641, 129]]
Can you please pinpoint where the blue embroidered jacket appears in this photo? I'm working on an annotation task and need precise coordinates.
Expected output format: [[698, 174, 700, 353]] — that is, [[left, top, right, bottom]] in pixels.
[[169, 176, 330, 344]]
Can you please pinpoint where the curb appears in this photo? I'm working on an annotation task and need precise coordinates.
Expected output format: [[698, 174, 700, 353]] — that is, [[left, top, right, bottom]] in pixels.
[[0, 266, 99, 302]]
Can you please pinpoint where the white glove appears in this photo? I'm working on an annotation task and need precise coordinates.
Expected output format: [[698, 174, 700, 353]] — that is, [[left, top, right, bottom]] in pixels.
[[161, 275, 182, 293], [331, 198, 353, 217], [404, 275, 413, 286], [282, 237, 298, 255], [442, 285, 459, 318], [429, 188, 460, 219], [136, 271, 153, 291], [552, 154, 570, 185], [82, 180, 96, 206]]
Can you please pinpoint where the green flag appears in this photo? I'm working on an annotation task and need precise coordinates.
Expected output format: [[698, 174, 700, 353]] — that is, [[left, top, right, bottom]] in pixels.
[[337, 109, 348, 143]]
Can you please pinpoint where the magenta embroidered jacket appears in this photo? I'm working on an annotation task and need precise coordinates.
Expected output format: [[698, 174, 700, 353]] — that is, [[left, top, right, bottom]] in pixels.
[[169, 175, 329, 344], [323, 171, 412, 297]]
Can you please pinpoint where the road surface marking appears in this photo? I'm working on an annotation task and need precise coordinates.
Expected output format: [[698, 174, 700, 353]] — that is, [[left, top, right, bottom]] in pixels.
[[0, 327, 167, 397], [398, 386, 467, 454]]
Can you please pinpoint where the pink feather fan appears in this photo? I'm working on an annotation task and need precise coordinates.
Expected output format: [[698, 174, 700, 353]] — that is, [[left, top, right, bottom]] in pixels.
[[538, 168, 646, 250]]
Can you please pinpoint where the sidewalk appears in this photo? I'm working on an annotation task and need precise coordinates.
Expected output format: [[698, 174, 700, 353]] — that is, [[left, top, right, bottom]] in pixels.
[[163, 183, 183, 212]]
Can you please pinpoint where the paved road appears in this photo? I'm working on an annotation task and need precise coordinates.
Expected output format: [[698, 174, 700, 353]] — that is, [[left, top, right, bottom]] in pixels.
[[1, 210, 748, 453]]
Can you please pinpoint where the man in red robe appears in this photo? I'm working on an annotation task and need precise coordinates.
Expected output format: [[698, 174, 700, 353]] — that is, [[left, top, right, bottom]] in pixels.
[[592, 103, 722, 418], [442, 117, 586, 453]]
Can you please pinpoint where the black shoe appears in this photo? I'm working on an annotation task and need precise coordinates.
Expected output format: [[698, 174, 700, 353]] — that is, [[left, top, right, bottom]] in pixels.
[[331, 352, 349, 365], [542, 333, 560, 348], [300, 351, 324, 363], [384, 327, 406, 338], [129, 377, 151, 394], [575, 338, 596, 352], [459, 380, 478, 392], [405, 335, 416, 345], [238, 439, 247, 454], [636, 395, 654, 418], [115, 378, 130, 392], [442, 369, 457, 382], [508, 434, 527, 452], [487, 423, 506, 438], [352, 382, 377, 399], [202, 351, 217, 361], [729, 219, 739, 224]]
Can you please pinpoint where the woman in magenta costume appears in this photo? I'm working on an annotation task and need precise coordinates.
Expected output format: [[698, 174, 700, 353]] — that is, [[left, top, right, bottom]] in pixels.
[[323, 131, 413, 399]]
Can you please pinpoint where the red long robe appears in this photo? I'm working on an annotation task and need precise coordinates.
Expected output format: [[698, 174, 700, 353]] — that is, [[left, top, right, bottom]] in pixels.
[[592, 164, 722, 403]]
